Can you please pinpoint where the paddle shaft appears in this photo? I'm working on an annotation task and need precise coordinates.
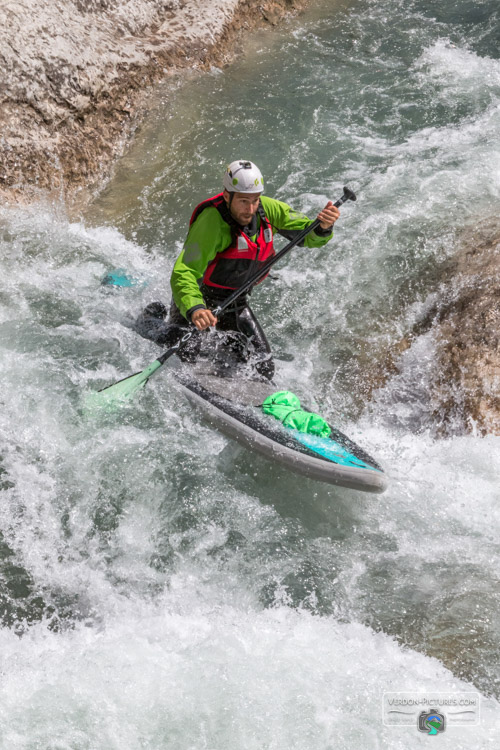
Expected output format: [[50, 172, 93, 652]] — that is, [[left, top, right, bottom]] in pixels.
[[212, 188, 355, 317], [211, 217, 319, 317]]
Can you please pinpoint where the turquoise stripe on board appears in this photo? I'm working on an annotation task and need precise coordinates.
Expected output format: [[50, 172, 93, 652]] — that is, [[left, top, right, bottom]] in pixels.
[[290, 431, 381, 471]]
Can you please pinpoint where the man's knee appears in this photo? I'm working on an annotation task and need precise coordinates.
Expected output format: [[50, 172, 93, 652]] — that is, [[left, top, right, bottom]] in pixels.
[[134, 300, 190, 350]]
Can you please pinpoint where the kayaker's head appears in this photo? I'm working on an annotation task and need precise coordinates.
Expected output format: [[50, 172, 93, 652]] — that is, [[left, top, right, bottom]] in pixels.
[[223, 160, 264, 226]]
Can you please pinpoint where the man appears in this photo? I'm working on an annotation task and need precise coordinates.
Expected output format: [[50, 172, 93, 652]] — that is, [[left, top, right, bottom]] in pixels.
[[135, 160, 340, 378]]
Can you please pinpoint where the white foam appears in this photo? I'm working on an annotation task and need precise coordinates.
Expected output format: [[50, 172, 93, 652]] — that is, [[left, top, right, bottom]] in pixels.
[[0, 601, 498, 749], [415, 38, 500, 94]]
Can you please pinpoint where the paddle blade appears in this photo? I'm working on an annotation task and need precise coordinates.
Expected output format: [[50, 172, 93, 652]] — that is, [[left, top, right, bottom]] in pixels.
[[84, 359, 164, 412]]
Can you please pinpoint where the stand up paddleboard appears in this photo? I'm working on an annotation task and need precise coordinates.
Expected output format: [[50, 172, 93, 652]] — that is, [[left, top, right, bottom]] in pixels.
[[173, 364, 387, 494], [97, 188, 385, 492]]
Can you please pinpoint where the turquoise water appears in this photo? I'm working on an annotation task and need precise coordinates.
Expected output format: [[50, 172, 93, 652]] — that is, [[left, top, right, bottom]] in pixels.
[[1, 0, 500, 747]]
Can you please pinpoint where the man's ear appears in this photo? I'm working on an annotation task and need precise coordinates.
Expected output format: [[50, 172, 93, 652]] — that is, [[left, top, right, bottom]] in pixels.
[[222, 189, 230, 204]]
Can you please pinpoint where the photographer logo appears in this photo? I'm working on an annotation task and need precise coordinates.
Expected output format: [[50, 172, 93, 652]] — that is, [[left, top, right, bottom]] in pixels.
[[418, 708, 446, 735]]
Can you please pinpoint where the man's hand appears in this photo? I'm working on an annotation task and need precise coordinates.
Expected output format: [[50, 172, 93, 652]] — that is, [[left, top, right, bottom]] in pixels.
[[317, 201, 340, 230], [191, 308, 218, 330]]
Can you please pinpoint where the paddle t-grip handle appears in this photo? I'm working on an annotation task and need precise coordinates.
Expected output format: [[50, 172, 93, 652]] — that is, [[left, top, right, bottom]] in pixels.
[[334, 186, 356, 208]]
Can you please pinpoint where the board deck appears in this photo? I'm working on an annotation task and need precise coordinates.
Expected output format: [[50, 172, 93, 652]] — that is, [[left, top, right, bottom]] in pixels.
[[172, 364, 387, 493]]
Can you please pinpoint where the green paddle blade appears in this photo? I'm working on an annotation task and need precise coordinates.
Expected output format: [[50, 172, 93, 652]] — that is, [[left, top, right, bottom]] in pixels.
[[84, 358, 164, 413]]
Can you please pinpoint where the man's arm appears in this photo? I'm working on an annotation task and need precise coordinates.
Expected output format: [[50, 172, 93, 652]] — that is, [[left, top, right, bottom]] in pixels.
[[170, 207, 231, 320], [260, 196, 339, 247]]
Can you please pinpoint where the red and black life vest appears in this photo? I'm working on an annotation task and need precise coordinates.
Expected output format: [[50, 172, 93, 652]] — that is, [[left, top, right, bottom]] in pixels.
[[189, 192, 274, 291]]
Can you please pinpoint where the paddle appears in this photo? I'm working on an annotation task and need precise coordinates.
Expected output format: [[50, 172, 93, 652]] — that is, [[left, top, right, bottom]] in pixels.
[[88, 186, 356, 408]]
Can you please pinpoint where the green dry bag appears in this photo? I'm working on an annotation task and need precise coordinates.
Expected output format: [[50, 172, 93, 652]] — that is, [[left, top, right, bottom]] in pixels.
[[262, 391, 331, 438]]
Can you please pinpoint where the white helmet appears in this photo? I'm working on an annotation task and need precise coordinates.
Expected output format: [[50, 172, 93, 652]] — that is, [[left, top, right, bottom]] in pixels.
[[223, 160, 264, 193]]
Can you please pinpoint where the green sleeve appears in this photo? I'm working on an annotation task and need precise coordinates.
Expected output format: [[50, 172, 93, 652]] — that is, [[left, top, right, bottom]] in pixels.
[[170, 207, 232, 319], [260, 195, 334, 248]]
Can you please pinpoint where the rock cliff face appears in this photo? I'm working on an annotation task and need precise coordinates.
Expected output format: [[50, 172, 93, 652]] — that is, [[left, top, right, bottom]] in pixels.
[[377, 220, 500, 437], [0, 0, 305, 203], [424, 222, 500, 436]]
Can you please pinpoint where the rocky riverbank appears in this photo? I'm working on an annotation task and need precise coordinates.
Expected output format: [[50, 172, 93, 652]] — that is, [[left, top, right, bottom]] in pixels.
[[374, 219, 500, 437], [0, 0, 306, 205], [422, 221, 500, 436]]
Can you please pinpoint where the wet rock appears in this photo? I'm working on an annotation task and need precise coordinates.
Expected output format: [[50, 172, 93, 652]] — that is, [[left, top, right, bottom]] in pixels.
[[377, 220, 500, 436], [428, 222, 500, 436], [0, 0, 306, 205]]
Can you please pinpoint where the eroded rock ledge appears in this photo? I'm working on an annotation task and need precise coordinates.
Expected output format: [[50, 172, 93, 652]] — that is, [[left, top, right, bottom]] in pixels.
[[0, 0, 306, 204], [380, 220, 500, 437], [425, 222, 500, 436]]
